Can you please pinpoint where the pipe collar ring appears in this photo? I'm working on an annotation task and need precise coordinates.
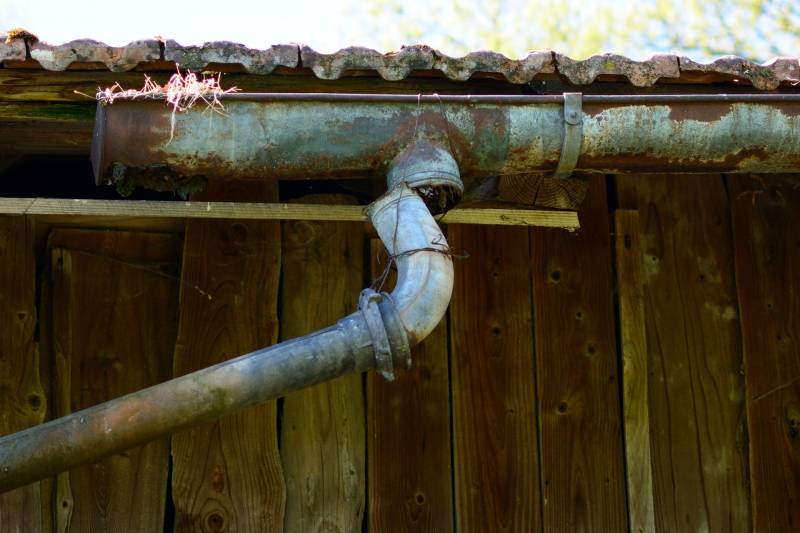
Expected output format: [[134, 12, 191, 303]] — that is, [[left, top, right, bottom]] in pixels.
[[359, 288, 396, 381]]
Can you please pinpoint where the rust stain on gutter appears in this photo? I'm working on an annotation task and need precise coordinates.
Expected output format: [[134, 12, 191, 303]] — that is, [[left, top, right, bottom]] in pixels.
[[92, 95, 800, 193], [578, 147, 775, 174], [666, 102, 733, 123]]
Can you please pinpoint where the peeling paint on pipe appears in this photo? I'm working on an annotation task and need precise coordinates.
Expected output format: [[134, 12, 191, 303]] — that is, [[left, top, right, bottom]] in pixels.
[[92, 94, 800, 189]]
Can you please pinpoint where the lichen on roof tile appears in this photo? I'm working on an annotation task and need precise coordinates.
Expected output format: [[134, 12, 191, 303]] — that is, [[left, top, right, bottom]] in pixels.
[[0, 36, 26, 62], [300, 45, 435, 81], [29, 39, 161, 72], [762, 57, 800, 83], [432, 50, 554, 83], [165, 41, 298, 75], [556, 52, 680, 87], [679, 55, 798, 90]]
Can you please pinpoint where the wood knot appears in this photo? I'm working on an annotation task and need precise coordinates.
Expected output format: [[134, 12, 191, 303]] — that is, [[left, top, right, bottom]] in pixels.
[[206, 512, 225, 532]]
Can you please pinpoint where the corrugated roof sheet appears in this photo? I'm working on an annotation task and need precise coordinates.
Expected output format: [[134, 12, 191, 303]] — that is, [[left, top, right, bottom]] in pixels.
[[2, 33, 800, 90]]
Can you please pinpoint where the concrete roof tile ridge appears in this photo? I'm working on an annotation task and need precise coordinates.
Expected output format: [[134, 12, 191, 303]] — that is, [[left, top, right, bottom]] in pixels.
[[166, 40, 299, 75], [679, 55, 800, 90], [28, 38, 161, 72], [555, 52, 680, 87], [1, 32, 799, 90]]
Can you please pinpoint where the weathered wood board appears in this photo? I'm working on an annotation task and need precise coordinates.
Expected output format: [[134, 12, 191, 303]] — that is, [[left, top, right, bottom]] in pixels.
[[171, 181, 285, 532], [0, 215, 45, 533], [729, 175, 800, 532], [531, 175, 628, 531], [0, 196, 580, 229], [450, 223, 540, 531], [279, 195, 365, 532], [617, 174, 750, 531], [614, 210, 656, 533], [37, 255, 55, 533], [49, 228, 181, 532], [367, 239, 453, 532], [0, 69, 527, 104]]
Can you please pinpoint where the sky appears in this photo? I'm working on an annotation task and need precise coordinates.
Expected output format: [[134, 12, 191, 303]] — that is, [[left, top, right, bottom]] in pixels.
[[1, 0, 794, 61], [2, 0, 387, 52]]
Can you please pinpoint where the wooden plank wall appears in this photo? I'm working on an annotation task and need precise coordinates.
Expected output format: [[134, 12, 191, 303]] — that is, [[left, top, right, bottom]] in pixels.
[[0, 215, 45, 533], [1, 174, 799, 532], [450, 223, 540, 531], [617, 175, 751, 532], [614, 210, 656, 533], [279, 195, 365, 531], [368, 239, 453, 532], [49, 229, 180, 532], [729, 176, 800, 531], [170, 181, 285, 532], [532, 176, 629, 531]]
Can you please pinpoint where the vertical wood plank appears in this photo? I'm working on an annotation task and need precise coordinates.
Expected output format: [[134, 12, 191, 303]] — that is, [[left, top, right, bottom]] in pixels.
[[531, 175, 628, 531], [171, 181, 285, 533], [367, 239, 453, 532], [729, 175, 800, 532], [617, 174, 750, 531], [614, 210, 656, 533], [450, 223, 540, 532], [49, 228, 181, 532], [37, 259, 55, 533], [280, 194, 365, 532], [0, 215, 45, 533]]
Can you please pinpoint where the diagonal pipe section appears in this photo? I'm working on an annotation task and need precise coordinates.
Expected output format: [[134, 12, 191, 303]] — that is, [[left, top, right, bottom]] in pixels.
[[0, 180, 455, 494]]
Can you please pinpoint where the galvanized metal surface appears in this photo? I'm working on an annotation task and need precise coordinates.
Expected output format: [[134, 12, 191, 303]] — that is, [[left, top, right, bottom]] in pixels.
[[368, 184, 454, 346], [2, 35, 799, 89], [93, 94, 800, 189], [552, 92, 583, 179], [386, 139, 464, 203]]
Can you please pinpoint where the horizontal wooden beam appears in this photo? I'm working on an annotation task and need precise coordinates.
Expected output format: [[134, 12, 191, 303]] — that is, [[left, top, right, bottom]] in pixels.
[[0, 197, 579, 228]]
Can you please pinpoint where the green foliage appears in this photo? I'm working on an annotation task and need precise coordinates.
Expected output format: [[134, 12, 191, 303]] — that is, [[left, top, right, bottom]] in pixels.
[[346, 0, 799, 61]]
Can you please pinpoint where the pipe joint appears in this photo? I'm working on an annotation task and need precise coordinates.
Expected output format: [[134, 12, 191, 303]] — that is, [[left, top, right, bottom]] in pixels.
[[387, 140, 462, 213], [358, 289, 411, 381]]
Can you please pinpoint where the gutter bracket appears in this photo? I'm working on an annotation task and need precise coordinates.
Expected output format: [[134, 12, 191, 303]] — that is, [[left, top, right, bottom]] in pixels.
[[359, 288, 395, 381], [552, 92, 583, 179]]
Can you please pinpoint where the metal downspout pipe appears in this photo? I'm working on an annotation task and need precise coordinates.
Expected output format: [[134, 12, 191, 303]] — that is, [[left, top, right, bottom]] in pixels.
[[0, 144, 460, 494]]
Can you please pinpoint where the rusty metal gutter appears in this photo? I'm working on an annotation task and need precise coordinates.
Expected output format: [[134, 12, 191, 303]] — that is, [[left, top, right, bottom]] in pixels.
[[91, 93, 800, 193]]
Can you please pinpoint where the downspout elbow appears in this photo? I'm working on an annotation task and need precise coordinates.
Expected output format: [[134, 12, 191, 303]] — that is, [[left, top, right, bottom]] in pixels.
[[368, 184, 454, 348], [367, 141, 461, 355]]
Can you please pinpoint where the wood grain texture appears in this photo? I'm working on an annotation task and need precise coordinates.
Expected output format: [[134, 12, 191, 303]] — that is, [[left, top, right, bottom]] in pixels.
[[37, 261, 55, 533], [531, 175, 628, 531], [729, 175, 800, 532], [49, 228, 181, 532], [0, 197, 580, 229], [367, 239, 453, 532], [171, 180, 285, 533], [450, 223, 540, 532], [0, 215, 45, 533], [279, 194, 366, 532], [614, 210, 656, 533], [617, 174, 750, 532]]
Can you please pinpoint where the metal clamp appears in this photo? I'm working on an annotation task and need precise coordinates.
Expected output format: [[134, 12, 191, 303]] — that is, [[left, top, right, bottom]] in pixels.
[[552, 92, 583, 179], [358, 288, 395, 381]]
